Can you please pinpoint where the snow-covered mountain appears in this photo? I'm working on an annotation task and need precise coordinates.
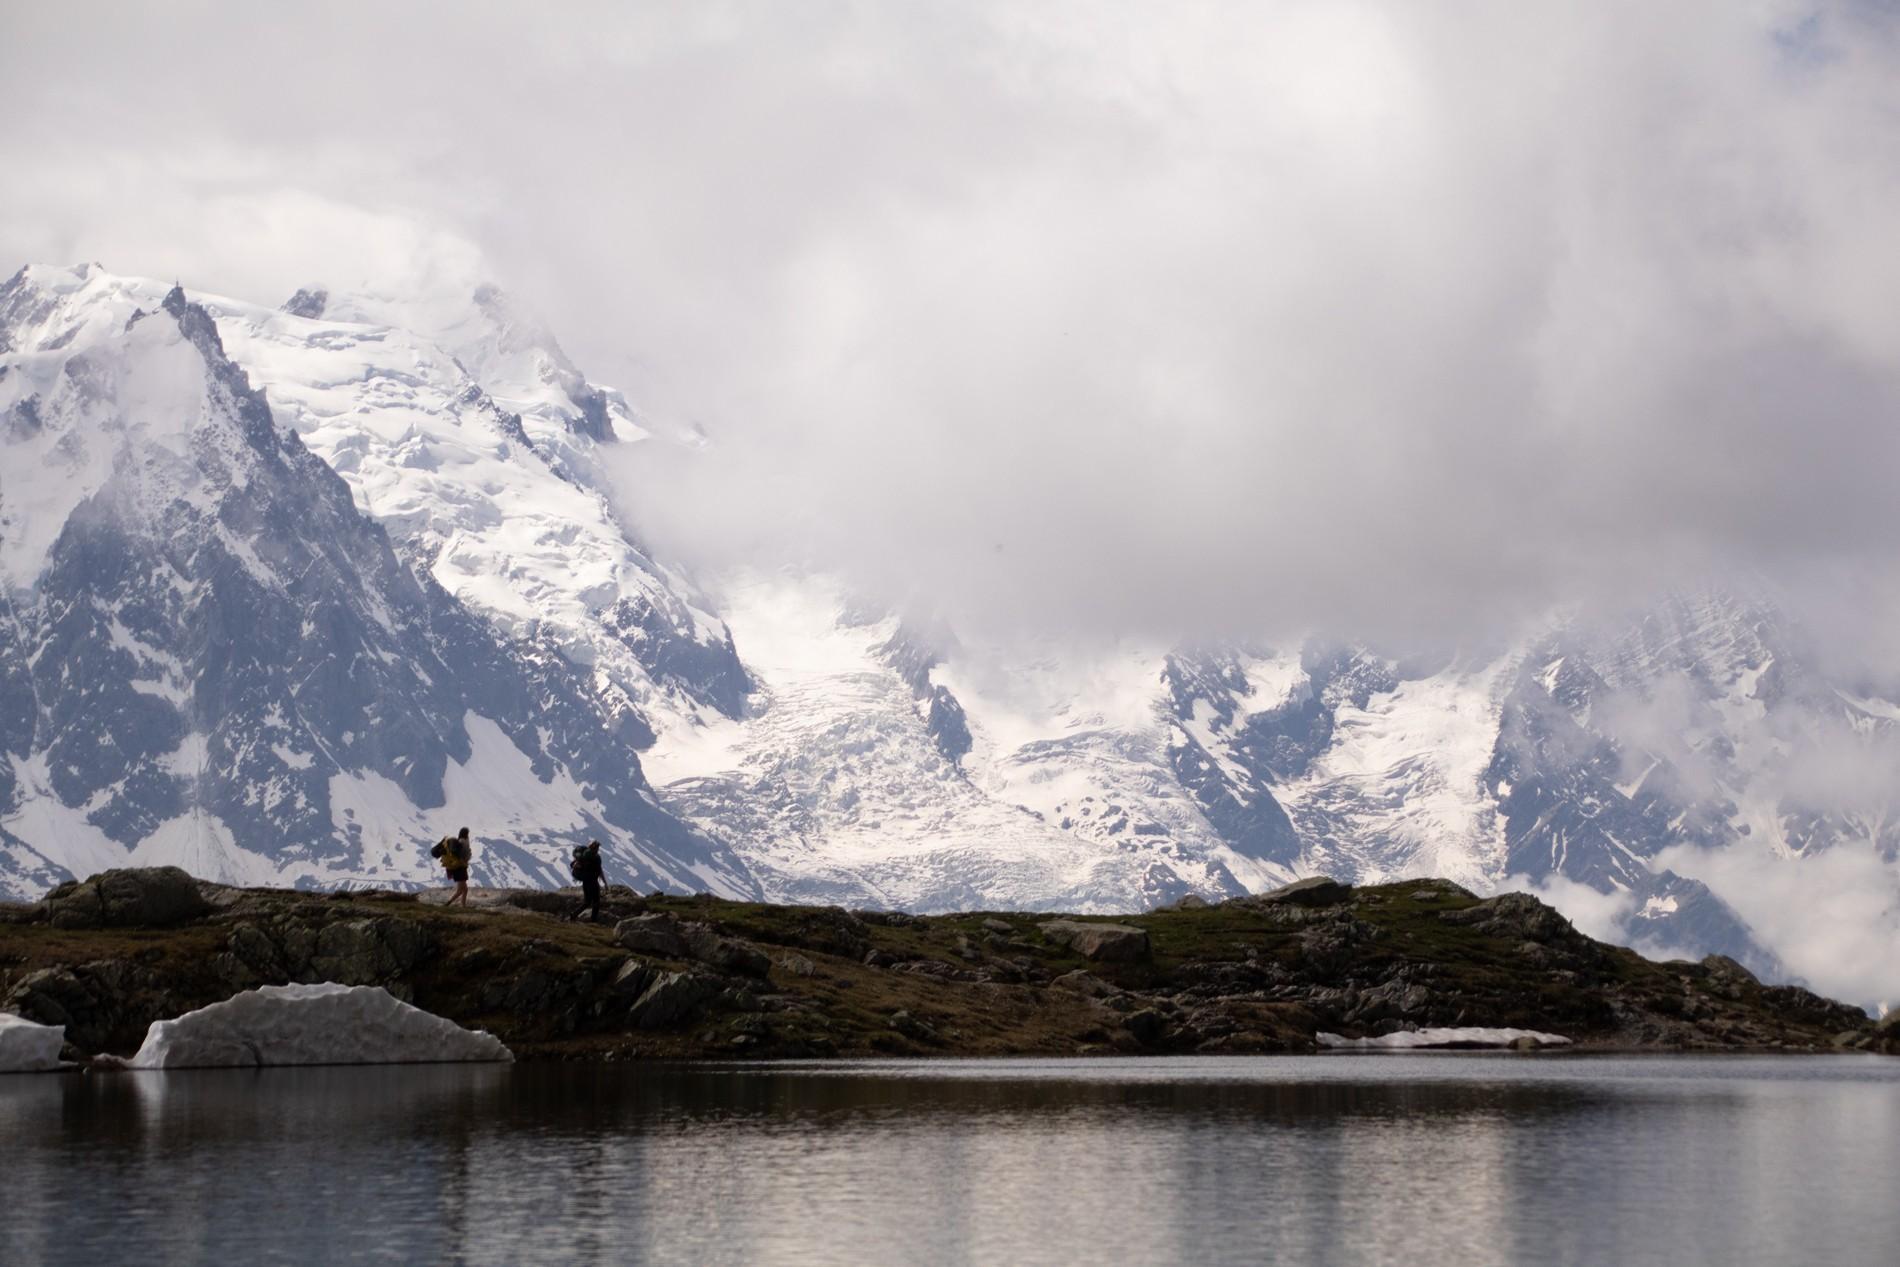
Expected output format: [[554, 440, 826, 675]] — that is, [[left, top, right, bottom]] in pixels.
[[6, 262, 1896, 996], [0, 263, 751, 897]]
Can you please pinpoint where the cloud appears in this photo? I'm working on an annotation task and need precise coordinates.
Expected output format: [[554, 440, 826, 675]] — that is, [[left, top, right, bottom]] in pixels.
[[7, 3, 1900, 648], [1656, 841, 1900, 1010], [1503, 872, 1638, 947]]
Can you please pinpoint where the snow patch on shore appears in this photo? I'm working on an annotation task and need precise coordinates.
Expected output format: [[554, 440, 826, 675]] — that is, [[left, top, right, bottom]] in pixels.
[[1317, 1026, 1572, 1050], [0, 1013, 67, 1073], [128, 983, 512, 1068]]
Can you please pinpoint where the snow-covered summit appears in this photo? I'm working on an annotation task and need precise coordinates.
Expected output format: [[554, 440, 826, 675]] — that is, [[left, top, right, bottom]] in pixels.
[[0, 262, 749, 900], [9, 264, 746, 737]]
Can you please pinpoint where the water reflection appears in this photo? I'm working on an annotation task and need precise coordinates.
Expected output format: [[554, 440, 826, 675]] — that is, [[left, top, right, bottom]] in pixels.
[[2, 1056, 1896, 1266]]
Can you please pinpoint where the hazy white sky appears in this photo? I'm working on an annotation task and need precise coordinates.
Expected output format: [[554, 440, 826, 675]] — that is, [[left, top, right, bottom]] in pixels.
[[6, 1, 1900, 649]]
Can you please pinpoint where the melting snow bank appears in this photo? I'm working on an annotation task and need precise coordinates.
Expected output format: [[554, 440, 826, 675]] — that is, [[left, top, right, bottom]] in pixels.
[[1318, 1027, 1573, 1051], [0, 1013, 67, 1073], [128, 983, 512, 1069]]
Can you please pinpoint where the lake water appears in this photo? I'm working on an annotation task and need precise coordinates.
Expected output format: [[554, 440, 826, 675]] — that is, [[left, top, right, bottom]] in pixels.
[[4, 1054, 1897, 1266]]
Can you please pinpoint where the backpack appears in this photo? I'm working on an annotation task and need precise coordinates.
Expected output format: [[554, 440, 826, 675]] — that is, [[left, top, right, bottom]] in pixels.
[[441, 835, 471, 866], [569, 853, 586, 881]]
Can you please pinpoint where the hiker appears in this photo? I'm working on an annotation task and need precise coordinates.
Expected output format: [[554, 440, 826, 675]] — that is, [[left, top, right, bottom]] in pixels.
[[570, 840, 605, 922], [431, 827, 473, 907]]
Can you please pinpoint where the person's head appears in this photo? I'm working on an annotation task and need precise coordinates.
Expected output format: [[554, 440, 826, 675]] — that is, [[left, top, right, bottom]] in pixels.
[[588, 840, 601, 853], [458, 827, 469, 840]]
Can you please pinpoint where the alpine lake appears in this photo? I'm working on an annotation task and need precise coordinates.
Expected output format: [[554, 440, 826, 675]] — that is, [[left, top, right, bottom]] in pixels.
[[4, 1052, 1898, 1266]]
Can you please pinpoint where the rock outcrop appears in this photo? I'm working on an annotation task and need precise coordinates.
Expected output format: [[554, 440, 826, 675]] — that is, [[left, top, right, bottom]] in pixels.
[[37, 868, 210, 929], [0, 872, 1888, 1062]]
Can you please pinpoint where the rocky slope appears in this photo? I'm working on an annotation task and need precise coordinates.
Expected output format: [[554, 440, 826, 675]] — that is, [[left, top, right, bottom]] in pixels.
[[2, 868, 1890, 1063]]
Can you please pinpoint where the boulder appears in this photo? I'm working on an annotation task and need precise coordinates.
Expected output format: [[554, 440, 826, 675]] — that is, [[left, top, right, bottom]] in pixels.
[[1039, 919, 1151, 963], [40, 867, 210, 929], [1252, 877, 1351, 908]]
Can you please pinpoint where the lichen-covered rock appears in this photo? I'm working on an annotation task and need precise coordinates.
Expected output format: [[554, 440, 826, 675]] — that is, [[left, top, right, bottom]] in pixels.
[[39, 868, 210, 929]]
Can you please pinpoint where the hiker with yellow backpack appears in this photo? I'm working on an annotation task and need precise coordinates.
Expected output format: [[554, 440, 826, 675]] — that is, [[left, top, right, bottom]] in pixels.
[[431, 827, 473, 907]]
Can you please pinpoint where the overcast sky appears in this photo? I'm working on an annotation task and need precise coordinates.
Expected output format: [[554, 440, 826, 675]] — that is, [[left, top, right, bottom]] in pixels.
[[6, 1, 1900, 650]]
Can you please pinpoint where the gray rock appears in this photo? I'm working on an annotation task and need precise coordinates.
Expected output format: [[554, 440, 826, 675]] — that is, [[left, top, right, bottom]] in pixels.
[[778, 953, 818, 977], [40, 867, 210, 929], [627, 971, 718, 1030], [1039, 919, 1152, 963], [981, 918, 1015, 935]]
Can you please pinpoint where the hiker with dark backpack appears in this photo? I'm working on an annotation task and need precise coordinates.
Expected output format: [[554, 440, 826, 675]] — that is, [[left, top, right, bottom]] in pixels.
[[570, 840, 605, 922], [431, 827, 473, 907]]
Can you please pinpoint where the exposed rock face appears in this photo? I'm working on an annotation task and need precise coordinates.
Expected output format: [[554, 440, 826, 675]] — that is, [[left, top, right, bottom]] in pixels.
[[39, 868, 210, 929], [1039, 919, 1151, 963]]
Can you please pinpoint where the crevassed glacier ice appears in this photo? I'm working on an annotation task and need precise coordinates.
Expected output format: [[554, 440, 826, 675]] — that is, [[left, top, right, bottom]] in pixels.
[[129, 983, 512, 1068], [0, 1012, 67, 1073], [1317, 1027, 1572, 1050]]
